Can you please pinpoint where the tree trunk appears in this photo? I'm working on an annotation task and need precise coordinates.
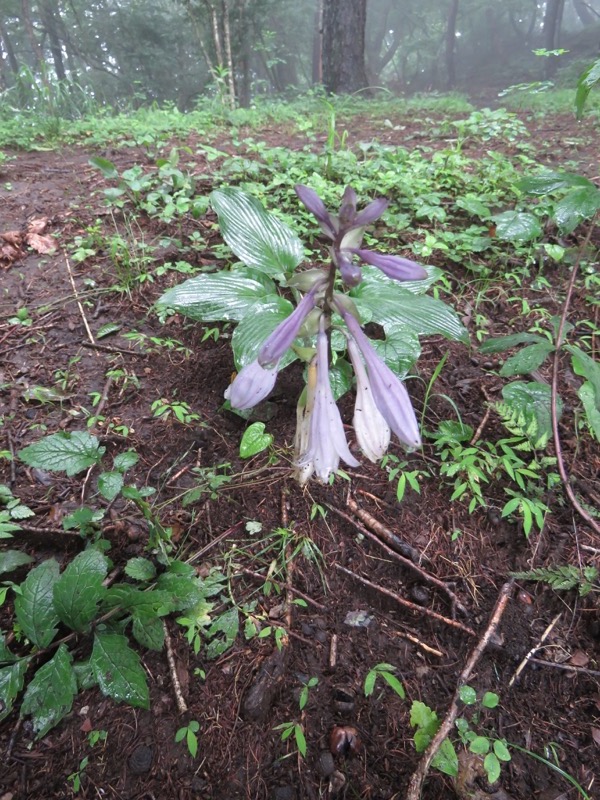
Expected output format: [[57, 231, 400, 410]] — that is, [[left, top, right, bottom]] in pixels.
[[322, 0, 369, 94], [543, 0, 565, 77], [20, 0, 45, 72], [0, 16, 20, 77], [445, 0, 459, 89], [39, 0, 67, 81], [573, 0, 596, 26], [312, 0, 323, 85]]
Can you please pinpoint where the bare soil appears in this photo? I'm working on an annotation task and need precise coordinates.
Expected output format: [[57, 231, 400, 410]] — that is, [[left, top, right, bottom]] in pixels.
[[0, 110, 599, 800]]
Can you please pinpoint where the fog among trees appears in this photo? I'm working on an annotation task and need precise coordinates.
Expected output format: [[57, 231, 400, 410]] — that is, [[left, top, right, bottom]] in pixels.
[[1, 0, 599, 110]]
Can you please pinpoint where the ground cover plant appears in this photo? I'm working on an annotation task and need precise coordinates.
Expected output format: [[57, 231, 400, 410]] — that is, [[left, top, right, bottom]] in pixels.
[[0, 87, 599, 800]]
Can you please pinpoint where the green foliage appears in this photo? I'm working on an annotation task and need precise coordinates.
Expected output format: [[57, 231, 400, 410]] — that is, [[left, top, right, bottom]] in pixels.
[[364, 663, 405, 699], [510, 565, 598, 597], [175, 720, 200, 758], [576, 58, 600, 119], [239, 422, 273, 458], [409, 701, 458, 776], [19, 431, 105, 477], [0, 484, 35, 538], [275, 720, 307, 758]]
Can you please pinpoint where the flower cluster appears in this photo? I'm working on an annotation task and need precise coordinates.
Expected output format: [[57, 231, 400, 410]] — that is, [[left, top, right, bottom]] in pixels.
[[225, 185, 426, 484]]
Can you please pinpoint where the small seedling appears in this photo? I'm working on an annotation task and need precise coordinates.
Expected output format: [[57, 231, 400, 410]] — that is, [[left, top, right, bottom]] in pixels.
[[298, 676, 318, 710], [175, 719, 200, 758], [364, 663, 405, 698], [274, 721, 307, 758], [67, 756, 89, 793]]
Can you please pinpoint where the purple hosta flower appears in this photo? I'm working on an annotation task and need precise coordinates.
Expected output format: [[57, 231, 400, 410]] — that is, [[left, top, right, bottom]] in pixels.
[[224, 359, 278, 410], [337, 302, 421, 449], [346, 336, 390, 462], [295, 317, 359, 484], [258, 281, 324, 368], [295, 184, 426, 287]]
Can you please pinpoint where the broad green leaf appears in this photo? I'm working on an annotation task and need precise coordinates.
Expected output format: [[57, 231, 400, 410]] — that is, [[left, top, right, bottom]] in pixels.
[[470, 736, 491, 755], [329, 358, 353, 401], [358, 264, 443, 296], [102, 584, 171, 616], [518, 171, 593, 196], [410, 700, 439, 736], [19, 431, 105, 477], [578, 383, 600, 440], [231, 296, 295, 368], [371, 326, 421, 377], [0, 550, 34, 575], [479, 332, 546, 354], [205, 607, 239, 659], [364, 670, 377, 697], [455, 195, 491, 219], [96, 322, 121, 339], [0, 660, 28, 721], [494, 739, 511, 762], [125, 557, 156, 582], [239, 422, 273, 458], [132, 613, 165, 651], [113, 451, 139, 473], [499, 381, 560, 448], [553, 186, 600, 234], [294, 725, 307, 757], [351, 282, 467, 342], [97, 470, 124, 501], [499, 342, 555, 377], [14, 559, 60, 648], [459, 685, 477, 705], [566, 345, 600, 408], [91, 632, 149, 709], [576, 58, 600, 118], [73, 660, 97, 690], [0, 633, 17, 663], [492, 211, 542, 242], [431, 738, 459, 777], [155, 271, 277, 322], [53, 550, 109, 632], [482, 691, 499, 709], [89, 156, 118, 179], [155, 573, 204, 612], [211, 187, 304, 279], [20, 645, 77, 738], [484, 752, 501, 784]]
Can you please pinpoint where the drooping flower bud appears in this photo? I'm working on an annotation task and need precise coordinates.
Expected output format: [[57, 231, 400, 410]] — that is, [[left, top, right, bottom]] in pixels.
[[258, 283, 324, 368], [347, 336, 390, 462], [225, 359, 278, 410], [353, 249, 427, 282]]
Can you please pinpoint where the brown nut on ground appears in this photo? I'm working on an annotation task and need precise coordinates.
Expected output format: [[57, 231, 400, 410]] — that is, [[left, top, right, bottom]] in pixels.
[[329, 725, 361, 757]]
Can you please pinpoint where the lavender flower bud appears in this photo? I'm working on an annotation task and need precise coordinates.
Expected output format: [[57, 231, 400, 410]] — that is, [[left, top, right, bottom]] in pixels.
[[353, 197, 388, 228], [354, 249, 428, 282], [336, 252, 363, 287], [258, 284, 323, 368], [294, 184, 337, 239], [224, 359, 278, 410], [347, 336, 391, 462]]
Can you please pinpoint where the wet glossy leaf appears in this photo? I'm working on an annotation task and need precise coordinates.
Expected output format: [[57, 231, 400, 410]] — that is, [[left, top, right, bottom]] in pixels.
[[124, 557, 156, 582], [14, 559, 60, 648], [20, 645, 77, 738], [459, 685, 477, 705], [231, 297, 295, 369], [492, 211, 542, 242], [484, 751, 501, 783], [239, 422, 273, 459], [0, 660, 28, 721], [53, 550, 109, 632], [91, 632, 149, 709], [470, 736, 491, 754], [431, 738, 458, 776], [499, 342, 555, 377], [205, 607, 239, 659], [89, 156, 119, 179], [0, 550, 34, 575], [479, 332, 545, 354], [97, 470, 123, 501], [494, 740, 511, 762], [553, 186, 600, 234], [19, 431, 105, 477]]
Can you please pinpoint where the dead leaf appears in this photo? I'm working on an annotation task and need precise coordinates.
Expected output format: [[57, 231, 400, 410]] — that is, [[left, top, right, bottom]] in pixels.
[[27, 217, 49, 235], [27, 232, 56, 254], [1, 231, 22, 245], [591, 727, 600, 748], [569, 650, 590, 668], [80, 717, 92, 733]]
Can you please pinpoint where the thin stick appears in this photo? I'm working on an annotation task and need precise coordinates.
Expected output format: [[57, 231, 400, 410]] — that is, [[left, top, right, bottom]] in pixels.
[[406, 580, 514, 800], [65, 255, 95, 345], [163, 621, 188, 714], [530, 657, 600, 678], [470, 388, 494, 445], [509, 612, 561, 687], [334, 564, 476, 637], [345, 496, 422, 562], [331, 502, 467, 617], [550, 215, 600, 535], [239, 568, 326, 611]]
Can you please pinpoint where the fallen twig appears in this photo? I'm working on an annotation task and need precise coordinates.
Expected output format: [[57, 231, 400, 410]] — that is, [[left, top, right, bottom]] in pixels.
[[239, 568, 326, 611], [330, 501, 468, 617], [345, 496, 422, 562], [65, 255, 95, 346], [509, 612, 561, 687], [163, 620, 188, 714], [406, 580, 514, 800], [334, 563, 476, 637], [529, 657, 600, 678]]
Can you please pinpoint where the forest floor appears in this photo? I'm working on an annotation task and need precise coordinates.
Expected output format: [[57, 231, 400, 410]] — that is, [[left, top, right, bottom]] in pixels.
[[0, 105, 599, 800]]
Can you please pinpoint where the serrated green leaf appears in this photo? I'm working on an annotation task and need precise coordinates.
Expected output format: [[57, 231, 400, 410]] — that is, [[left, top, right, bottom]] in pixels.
[[53, 550, 109, 632], [96, 322, 121, 339], [479, 332, 546, 354], [91, 632, 149, 709], [131, 613, 165, 651], [89, 156, 119, 179], [455, 195, 491, 219], [97, 471, 124, 501], [20, 644, 77, 738], [124, 557, 156, 582], [553, 186, 600, 234], [431, 738, 458, 776], [351, 281, 467, 342], [410, 700, 439, 735], [484, 751, 501, 783], [155, 271, 277, 322], [239, 422, 273, 459], [205, 607, 239, 659], [113, 451, 139, 473], [19, 431, 105, 477], [9, 504, 34, 520], [155, 573, 204, 612], [499, 342, 555, 377], [231, 297, 295, 369], [0, 550, 34, 575], [211, 187, 304, 279], [0, 659, 29, 721], [14, 559, 60, 648], [492, 211, 542, 242], [73, 659, 97, 690]]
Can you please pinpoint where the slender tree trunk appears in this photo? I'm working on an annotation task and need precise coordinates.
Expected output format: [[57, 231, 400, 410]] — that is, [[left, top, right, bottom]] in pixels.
[[222, 0, 236, 108], [543, 0, 566, 77], [322, 0, 369, 94], [445, 0, 459, 89], [573, 0, 596, 26], [312, 0, 323, 85], [0, 17, 20, 77], [39, 0, 67, 81], [20, 0, 44, 72], [237, 0, 251, 107]]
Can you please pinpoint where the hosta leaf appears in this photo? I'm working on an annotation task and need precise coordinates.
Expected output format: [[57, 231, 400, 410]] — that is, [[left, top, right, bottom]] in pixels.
[[14, 559, 60, 648], [0, 659, 28, 721], [553, 186, 600, 234], [211, 187, 304, 279], [492, 211, 542, 242], [239, 422, 273, 459], [371, 326, 421, 377], [53, 550, 109, 632], [97, 470, 124, 501], [499, 342, 555, 377], [155, 271, 277, 322], [576, 58, 600, 118], [566, 345, 600, 408], [91, 632, 149, 709], [518, 171, 593, 196], [20, 645, 77, 738], [231, 295, 295, 368], [19, 431, 105, 477], [0, 550, 34, 575], [351, 281, 467, 342], [124, 557, 156, 582]]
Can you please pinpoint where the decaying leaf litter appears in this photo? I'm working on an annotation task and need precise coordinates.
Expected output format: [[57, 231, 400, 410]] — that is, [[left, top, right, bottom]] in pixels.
[[0, 108, 599, 800]]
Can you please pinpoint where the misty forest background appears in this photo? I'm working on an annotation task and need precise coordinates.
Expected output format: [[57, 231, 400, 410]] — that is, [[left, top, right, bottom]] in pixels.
[[1, 0, 599, 115]]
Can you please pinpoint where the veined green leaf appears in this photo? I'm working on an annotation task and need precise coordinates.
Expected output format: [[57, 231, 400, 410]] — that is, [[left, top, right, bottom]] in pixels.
[[0, 550, 34, 575], [231, 296, 295, 368], [14, 559, 60, 648], [20, 645, 77, 738], [19, 431, 105, 477], [479, 332, 546, 354], [492, 211, 542, 242], [89, 156, 118, 179], [239, 422, 273, 459], [124, 557, 156, 582], [553, 186, 600, 234], [499, 342, 555, 377], [0, 659, 29, 721], [211, 187, 304, 279], [97, 470, 124, 501], [91, 632, 149, 709], [518, 170, 593, 196], [566, 345, 600, 408], [53, 550, 109, 633]]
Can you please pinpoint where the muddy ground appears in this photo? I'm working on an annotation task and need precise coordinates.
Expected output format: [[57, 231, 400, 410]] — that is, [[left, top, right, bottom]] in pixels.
[[0, 109, 599, 800]]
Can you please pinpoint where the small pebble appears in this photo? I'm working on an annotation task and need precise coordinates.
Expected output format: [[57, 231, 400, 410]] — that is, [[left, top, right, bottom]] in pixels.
[[410, 585, 430, 606], [317, 750, 335, 777], [128, 744, 153, 775]]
